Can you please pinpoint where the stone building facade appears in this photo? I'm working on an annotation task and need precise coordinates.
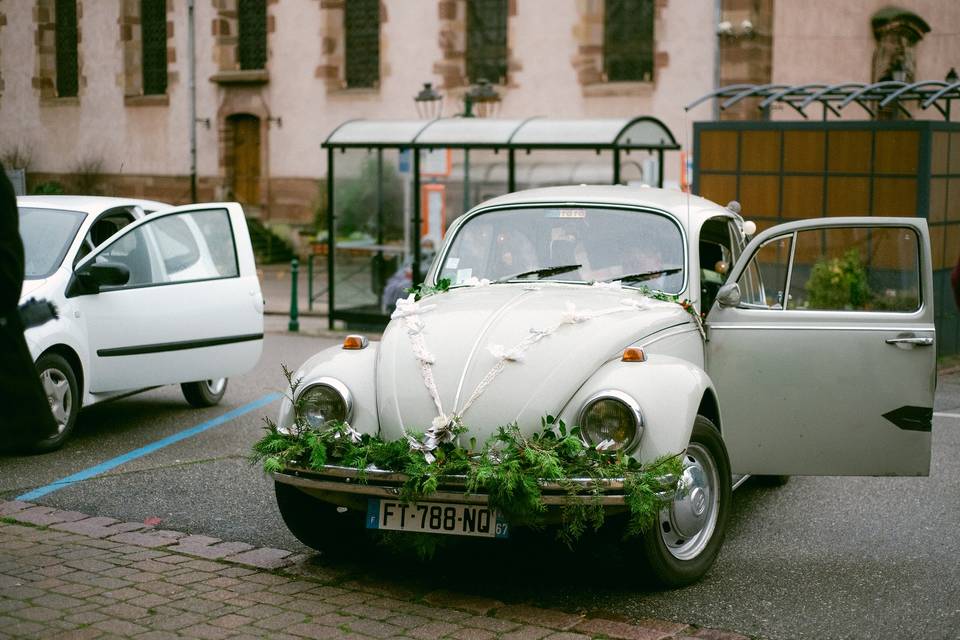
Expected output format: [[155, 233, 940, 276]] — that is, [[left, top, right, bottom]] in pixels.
[[0, 0, 957, 226]]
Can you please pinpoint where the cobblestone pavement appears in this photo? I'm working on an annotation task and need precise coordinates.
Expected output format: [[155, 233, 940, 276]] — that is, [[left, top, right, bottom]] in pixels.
[[0, 501, 752, 640]]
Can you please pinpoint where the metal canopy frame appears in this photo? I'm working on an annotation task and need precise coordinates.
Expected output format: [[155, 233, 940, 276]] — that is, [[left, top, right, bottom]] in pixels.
[[685, 81, 960, 120], [321, 116, 680, 329]]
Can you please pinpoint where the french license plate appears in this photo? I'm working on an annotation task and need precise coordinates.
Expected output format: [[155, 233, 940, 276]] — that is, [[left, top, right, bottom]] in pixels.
[[366, 499, 509, 539]]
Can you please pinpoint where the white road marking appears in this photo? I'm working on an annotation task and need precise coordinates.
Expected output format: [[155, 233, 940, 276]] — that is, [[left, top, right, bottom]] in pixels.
[[933, 411, 960, 419]]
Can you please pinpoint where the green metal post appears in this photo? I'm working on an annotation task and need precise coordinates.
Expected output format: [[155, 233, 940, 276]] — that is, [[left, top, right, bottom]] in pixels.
[[307, 253, 314, 312], [288, 258, 300, 332]]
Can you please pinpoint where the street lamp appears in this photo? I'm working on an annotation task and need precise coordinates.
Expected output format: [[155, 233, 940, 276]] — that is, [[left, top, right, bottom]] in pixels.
[[414, 82, 443, 119], [463, 78, 501, 118]]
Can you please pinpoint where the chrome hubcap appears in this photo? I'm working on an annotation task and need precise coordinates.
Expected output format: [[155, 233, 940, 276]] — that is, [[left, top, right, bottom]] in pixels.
[[204, 378, 226, 394], [40, 369, 72, 434], [659, 442, 719, 560]]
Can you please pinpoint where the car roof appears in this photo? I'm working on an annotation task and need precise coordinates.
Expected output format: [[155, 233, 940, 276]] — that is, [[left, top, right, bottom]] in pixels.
[[17, 195, 171, 215], [471, 185, 734, 225]]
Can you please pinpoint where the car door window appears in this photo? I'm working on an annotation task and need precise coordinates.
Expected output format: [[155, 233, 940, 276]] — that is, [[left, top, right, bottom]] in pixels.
[[93, 209, 238, 288], [736, 234, 792, 309], [787, 226, 920, 312]]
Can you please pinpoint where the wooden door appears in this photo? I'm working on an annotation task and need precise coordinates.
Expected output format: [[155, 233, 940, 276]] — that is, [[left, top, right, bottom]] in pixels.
[[229, 114, 261, 205]]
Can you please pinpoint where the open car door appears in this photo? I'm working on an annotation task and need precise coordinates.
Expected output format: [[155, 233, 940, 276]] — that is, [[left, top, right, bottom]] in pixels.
[[69, 203, 263, 393], [705, 217, 934, 476]]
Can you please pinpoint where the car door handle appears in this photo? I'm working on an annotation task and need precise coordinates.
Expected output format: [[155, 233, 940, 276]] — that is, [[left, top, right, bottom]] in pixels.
[[885, 336, 933, 347]]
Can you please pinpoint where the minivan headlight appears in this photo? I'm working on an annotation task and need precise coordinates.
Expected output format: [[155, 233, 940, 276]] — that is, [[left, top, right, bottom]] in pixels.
[[298, 378, 352, 427], [578, 391, 643, 453]]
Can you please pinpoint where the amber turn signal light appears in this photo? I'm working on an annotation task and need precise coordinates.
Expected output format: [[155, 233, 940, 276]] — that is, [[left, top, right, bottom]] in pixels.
[[342, 334, 369, 350], [621, 347, 646, 362]]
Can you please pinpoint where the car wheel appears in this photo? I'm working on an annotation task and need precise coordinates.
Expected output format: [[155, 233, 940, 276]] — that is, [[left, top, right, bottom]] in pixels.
[[637, 415, 731, 588], [32, 353, 80, 453], [181, 378, 228, 407], [274, 481, 369, 555]]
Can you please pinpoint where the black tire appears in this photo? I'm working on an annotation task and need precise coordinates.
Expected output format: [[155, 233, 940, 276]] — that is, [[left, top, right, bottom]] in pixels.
[[637, 415, 731, 588], [31, 353, 80, 453], [181, 378, 228, 407], [274, 481, 368, 555]]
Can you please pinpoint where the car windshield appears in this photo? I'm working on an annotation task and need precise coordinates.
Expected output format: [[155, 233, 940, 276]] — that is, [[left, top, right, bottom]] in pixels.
[[19, 207, 87, 279], [437, 206, 685, 293]]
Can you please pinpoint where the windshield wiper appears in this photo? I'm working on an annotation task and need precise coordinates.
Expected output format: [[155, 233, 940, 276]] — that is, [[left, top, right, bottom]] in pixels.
[[494, 263, 582, 283], [608, 267, 683, 283]]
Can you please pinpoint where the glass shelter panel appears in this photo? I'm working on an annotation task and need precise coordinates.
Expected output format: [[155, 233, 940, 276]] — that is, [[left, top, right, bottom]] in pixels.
[[331, 149, 409, 319]]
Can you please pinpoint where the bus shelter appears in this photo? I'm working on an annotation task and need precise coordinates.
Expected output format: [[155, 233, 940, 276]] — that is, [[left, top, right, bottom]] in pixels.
[[321, 116, 680, 329]]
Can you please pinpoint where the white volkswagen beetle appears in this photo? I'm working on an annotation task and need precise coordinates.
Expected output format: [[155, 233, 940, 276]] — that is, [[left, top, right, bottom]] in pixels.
[[271, 185, 934, 586], [19, 196, 264, 451]]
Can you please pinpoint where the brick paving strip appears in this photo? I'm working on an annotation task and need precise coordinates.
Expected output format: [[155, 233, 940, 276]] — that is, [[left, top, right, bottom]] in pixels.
[[0, 500, 752, 640]]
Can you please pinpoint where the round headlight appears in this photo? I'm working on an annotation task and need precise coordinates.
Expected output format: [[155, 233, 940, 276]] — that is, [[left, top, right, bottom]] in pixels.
[[298, 379, 352, 428], [579, 391, 643, 453]]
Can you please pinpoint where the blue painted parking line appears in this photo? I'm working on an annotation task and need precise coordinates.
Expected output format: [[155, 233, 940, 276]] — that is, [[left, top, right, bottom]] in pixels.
[[17, 392, 281, 501]]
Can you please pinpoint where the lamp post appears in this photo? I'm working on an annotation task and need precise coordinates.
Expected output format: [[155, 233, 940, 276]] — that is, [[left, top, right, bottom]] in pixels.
[[414, 82, 443, 120], [463, 78, 501, 118]]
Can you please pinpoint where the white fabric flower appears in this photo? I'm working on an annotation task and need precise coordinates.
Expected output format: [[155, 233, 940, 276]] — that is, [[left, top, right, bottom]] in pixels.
[[463, 276, 491, 287], [620, 297, 653, 310], [488, 343, 525, 362], [560, 302, 592, 324], [595, 438, 617, 452], [592, 280, 622, 290]]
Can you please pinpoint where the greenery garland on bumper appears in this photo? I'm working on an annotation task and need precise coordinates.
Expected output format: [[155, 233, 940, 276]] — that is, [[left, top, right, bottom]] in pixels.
[[253, 369, 682, 547]]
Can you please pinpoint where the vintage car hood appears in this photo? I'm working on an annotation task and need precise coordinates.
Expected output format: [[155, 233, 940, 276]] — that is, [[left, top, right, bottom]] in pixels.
[[377, 284, 691, 441]]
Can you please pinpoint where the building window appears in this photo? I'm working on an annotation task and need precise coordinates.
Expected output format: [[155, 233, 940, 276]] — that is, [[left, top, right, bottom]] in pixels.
[[238, 0, 267, 71], [344, 0, 380, 88], [604, 0, 654, 82], [141, 0, 167, 95], [466, 0, 507, 85], [55, 0, 79, 96]]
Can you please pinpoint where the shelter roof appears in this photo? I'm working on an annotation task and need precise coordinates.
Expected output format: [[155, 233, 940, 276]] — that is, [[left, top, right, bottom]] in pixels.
[[323, 116, 679, 150], [685, 81, 960, 120]]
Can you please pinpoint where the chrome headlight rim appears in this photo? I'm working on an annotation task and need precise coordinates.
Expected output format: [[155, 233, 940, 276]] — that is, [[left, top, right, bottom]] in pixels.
[[297, 377, 353, 426], [578, 389, 644, 454]]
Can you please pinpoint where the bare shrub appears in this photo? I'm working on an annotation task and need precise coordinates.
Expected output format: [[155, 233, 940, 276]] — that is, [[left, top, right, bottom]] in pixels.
[[69, 156, 105, 195], [1, 144, 34, 171]]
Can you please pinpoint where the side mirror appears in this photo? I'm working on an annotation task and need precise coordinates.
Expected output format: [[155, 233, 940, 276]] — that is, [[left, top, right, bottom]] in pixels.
[[716, 282, 741, 308], [67, 261, 130, 297]]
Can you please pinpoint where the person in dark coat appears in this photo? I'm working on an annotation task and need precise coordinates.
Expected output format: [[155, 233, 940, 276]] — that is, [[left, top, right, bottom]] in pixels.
[[0, 162, 59, 453]]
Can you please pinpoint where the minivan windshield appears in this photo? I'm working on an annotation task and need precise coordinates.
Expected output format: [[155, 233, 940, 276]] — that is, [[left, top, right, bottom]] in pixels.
[[19, 207, 86, 279], [437, 206, 685, 293]]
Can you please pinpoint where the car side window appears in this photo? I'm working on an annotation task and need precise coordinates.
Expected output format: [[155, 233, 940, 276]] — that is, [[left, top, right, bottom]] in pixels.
[[737, 234, 792, 309], [93, 209, 238, 289], [787, 227, 920, 312]]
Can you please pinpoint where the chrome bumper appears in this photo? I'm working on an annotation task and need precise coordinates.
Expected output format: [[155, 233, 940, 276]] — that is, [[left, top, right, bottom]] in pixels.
[[273, 464, 677, 507]]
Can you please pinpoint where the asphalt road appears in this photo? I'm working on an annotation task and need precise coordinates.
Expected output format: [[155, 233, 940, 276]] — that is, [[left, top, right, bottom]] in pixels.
[[2, 322, 959, 640]]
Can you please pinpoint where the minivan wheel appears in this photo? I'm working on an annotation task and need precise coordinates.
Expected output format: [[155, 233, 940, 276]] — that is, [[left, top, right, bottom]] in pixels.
[[181, 378, 228, 407], [32, 353, 80, 453]]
